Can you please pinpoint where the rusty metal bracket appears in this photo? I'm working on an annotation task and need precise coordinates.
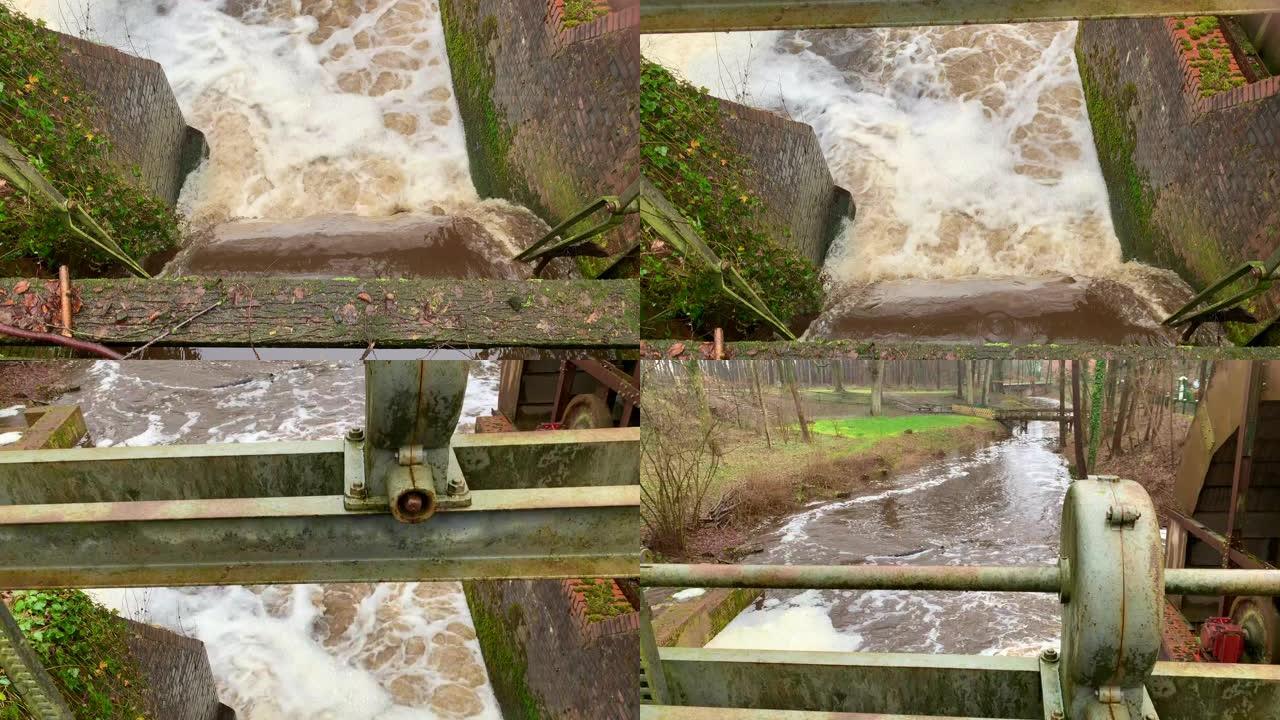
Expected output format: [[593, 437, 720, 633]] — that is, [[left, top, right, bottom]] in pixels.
[[515, 179, 641, 274]]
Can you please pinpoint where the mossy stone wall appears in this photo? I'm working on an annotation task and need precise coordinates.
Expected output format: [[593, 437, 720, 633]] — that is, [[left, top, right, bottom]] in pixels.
[[439, 0, 639, 267], [1077, 19, 1280, 342], [463, 579, 637, 720], [53, 33, 206, 206], [714, 98, 853, 268]]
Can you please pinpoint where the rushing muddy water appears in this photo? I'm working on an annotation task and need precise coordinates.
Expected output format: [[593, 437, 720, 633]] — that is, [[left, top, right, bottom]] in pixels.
[[16, 0, 547, 276], [643, 26, 1201, 343], [56, 361, 504, 719], [705, 415, 1070, 655]]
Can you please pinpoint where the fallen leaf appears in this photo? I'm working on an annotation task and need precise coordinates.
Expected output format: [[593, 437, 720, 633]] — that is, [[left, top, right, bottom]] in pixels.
[[356, 292, 373, 303], [585, 310, 601, 324], [13, 281, 29, 294], [147, 311, 161, 323], [293, 287, 305, 301], [667, 342, 685, 357]]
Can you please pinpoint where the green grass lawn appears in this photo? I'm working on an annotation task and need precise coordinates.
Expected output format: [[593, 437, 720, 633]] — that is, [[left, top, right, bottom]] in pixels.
[[809, 414, 989, 449]]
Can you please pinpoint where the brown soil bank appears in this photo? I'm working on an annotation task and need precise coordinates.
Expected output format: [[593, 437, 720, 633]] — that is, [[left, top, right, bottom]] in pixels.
[[676, 420, 1009, 563], [0, 360, 86, 406]]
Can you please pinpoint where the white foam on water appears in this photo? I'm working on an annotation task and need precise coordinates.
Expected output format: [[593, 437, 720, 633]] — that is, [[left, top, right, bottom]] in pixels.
[[0, 431, 23, 445], [0, 405, 24, 418], [671, 588, 707, 601], [16, 0, 478, 224], [66, 361, 504, 719], [642, 27, 1187, 315], [707, 590, 863, 652]]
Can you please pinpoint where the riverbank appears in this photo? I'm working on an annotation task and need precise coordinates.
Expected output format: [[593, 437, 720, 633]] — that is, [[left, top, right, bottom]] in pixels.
[[1061, 411, 1194, 523], [665, 414, 1009, 563], [0, 360, 85, 406]]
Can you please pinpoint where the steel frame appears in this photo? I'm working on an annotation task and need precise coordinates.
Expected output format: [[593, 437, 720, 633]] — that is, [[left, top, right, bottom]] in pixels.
[[0, 361, 641, 588]]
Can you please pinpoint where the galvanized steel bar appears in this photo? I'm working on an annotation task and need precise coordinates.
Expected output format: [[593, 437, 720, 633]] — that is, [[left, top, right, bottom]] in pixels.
[[641, 563, 1063, 592], [644, 563, 1280, 596], [1165, 568, 1280, 597], [0, 428, 640, 505], [0, 486, 640, 589], [0, 603, 74, 720], [641, 0, 1280, 32]]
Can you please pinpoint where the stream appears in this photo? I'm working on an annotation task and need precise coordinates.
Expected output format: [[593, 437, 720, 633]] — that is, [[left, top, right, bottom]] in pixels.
[[16, 0, 548, 279], [643, 25, 1204, 345], [707, 414, 1071, 655], [56, 360, 505, 719]]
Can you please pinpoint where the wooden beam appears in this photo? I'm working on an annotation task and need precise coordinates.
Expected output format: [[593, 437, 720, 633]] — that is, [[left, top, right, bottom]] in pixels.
[[0, 277, 637, 349]]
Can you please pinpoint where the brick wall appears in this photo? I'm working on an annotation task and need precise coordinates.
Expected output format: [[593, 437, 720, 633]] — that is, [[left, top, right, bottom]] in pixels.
[[716, 98, 853, 268], [52, 33, 206, 206], [440, 0, 639, 264], [463, 579, 638, 720], [123, 620, 235, 720], [1077, 19, 1280, 338]]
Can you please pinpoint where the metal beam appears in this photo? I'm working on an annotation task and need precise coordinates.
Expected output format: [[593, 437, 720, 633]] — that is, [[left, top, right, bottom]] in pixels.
[[653, 648, 1280, 720], [657, 648, 1044, 718], [0, 486, 639, 588], [1168, 509, 1274, 571], [641, 0, 1280, 32]]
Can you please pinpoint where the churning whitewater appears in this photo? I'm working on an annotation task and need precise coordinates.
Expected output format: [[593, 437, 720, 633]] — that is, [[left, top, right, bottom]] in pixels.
[[16, 0, 509, 225], [643, 25, 1194, 332], [62, 361, 504, 720]]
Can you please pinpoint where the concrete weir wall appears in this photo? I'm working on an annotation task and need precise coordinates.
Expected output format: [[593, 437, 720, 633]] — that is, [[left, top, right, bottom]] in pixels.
[[439, 0, 639, 261], [123, 620, 235, 720], [463, 579, 638, 720], [1077, 19, 1280, 335], [53, 33, 207, 206], [715, 99, 854, 268]]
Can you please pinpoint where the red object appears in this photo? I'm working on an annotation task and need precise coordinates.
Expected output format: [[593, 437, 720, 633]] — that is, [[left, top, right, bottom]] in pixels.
[[1200, 617, 1246, 663], [536, 422, 565, 431]]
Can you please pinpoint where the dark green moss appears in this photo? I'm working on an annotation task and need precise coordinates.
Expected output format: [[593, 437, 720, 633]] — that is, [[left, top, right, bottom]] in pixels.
[[439, 1, 512, 200], [462, 583, 544, 720]]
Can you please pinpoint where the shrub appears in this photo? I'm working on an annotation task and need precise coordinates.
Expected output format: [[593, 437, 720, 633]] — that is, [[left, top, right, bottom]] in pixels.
[[560, 0, 606, 28], [0, 590, 151, 719], [0, 2, 180, 276], [640, 60, 823, 338]]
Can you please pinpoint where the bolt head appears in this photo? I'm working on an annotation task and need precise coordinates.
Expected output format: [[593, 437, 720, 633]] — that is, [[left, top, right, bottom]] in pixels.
[[447, 477, 465, 494], [346, 427, 365, 442], [1041, 648, 1059, 663]]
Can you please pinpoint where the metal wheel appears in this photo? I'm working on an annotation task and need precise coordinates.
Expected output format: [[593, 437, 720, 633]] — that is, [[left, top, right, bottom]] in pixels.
[[562, 393, 613, 429], [1230, 596, 1280, 664]]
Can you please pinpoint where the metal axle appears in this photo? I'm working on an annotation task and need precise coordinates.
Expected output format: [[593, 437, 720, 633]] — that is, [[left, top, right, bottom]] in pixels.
[[641, 563, 1280, 597]]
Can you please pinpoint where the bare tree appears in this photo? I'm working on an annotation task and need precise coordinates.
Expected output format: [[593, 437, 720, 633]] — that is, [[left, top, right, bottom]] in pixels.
[[870, 359, 884, 416], [641, 382, 723, 555], [781, 360, 812, 443], [750, 360, 772, 449]]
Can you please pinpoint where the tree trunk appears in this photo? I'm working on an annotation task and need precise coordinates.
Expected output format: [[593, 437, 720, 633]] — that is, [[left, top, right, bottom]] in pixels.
[[1071, 360, 1088, 479], [684, 360, 713, 434], [871, 359, 885, 417], [833, 359, 846, 394], [782, 360, 812, 443], [1058, 360, 1067, 448], [750, 361, 772, 449], [1110, 361, 1136, 458]]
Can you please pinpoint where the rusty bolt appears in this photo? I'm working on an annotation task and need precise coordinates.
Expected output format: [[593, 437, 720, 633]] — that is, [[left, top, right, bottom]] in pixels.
[[1041, 648, 1059, 663], [447, 477, 465, 495], [350, 481, 366, 499], [1050, 712, 1063, 720], [402, 493, 425, 515], [346, 427, 365, 442]]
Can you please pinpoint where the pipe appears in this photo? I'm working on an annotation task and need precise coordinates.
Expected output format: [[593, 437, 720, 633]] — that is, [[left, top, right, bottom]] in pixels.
[[644, 564, 1280, 597], [641, 563, 1063, 593]]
